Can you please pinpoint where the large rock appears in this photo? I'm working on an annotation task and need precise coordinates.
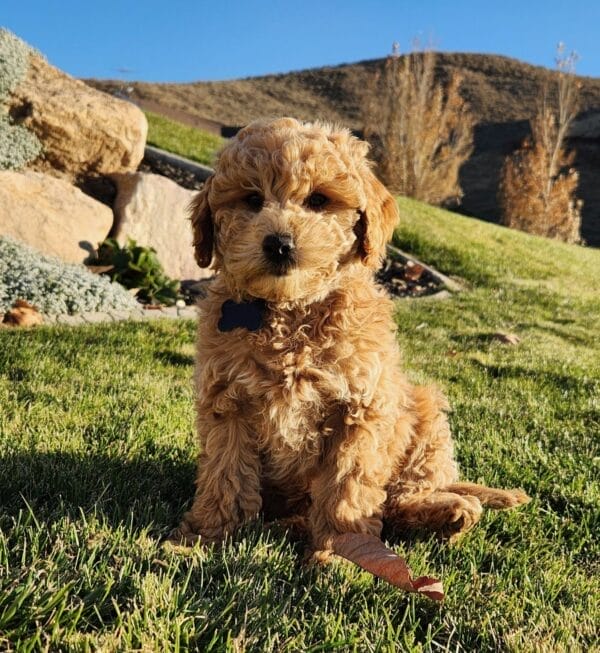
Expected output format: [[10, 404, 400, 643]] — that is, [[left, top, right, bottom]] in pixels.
[[0, 170, 113, 263], [8, 53, 147, 177], [111, 172, 210, 280]]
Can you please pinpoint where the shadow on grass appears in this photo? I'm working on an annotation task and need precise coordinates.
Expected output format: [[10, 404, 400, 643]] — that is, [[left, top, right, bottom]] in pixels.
[[0, 450, 196, 536], [453, 325, 592, 349], [450, 332, 513, 348], [467, 358, 598, 392], [1, 448, 447, 555], [155, 350, 195, 367]]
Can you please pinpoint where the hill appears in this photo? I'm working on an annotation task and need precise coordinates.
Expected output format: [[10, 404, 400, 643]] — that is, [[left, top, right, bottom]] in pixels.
[[88, 53, 600, 245]]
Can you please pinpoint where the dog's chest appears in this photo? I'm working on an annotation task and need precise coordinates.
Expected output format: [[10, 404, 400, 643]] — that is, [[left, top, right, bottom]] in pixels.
[[247, 317, 348, 456]]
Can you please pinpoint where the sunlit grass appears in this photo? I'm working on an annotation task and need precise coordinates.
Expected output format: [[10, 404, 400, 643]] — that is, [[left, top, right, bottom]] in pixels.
[[145, 110, 224, 166], [1, 200, 598, 650]]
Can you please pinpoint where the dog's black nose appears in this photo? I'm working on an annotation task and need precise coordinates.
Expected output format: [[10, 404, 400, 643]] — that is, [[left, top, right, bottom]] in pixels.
[[262, 233, 296, 270]]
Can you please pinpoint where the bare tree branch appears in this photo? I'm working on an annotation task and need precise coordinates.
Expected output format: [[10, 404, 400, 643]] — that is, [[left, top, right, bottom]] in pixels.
[[498, 45, 582, 244], [364, 47, 473, 207]]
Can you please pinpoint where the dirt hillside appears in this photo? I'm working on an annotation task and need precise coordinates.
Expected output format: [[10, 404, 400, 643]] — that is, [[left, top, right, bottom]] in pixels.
[[88, 53, 600, 245]]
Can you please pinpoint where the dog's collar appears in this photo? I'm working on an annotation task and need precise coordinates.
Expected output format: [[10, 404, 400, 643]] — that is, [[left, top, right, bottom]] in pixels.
[[218, 298, 267, 332]]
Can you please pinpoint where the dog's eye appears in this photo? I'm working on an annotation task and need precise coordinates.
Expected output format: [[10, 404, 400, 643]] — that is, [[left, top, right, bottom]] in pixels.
[[305, 192, 329, 211], [244, 193, 264, 211]]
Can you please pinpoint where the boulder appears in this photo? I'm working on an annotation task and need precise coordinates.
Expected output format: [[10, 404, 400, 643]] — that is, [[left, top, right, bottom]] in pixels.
[[0, 170, 113, 263], [8, 53, 147, 177], [111, 172, 211, 280]]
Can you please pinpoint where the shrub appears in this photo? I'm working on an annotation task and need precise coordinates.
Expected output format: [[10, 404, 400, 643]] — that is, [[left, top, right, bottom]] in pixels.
[[0, 114, 42, 170], [498, 45, 582, 244], [0, 28, 33, 100], [364, 46, 473, 206], [0, 28, 43, 170], [94, 238, 181, 306], [0, 237, 140, 315]]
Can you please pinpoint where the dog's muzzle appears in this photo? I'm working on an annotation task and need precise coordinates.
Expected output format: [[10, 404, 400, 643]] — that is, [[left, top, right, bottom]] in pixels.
[[262, 233, 297, 275]]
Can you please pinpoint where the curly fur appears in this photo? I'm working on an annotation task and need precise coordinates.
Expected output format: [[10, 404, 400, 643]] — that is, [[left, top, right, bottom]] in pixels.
[[172, 117, 529, 557]]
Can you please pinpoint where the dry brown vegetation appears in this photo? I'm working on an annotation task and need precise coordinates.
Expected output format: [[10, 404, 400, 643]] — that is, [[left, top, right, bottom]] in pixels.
[[363, 49, 473, 207], [87, 52, 600, 246], [499, 47, 583, 243], [87, 53, 600, 132]]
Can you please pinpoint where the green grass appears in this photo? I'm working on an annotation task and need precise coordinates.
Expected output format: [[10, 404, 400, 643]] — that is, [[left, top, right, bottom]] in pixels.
[[1, 200, 599, 651], [144, 111, 224, 166]]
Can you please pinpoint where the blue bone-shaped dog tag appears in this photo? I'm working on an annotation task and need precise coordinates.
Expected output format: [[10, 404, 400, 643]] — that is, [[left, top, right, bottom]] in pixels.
[[218, 299, 266, 332]]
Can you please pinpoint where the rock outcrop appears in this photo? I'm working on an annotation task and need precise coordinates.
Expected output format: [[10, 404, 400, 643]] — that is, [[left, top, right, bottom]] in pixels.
[[0, 170, 113, 263], [8, 53, 147, 178]]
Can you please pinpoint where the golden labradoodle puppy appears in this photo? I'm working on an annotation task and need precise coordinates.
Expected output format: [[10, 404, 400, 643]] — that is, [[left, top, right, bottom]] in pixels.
[[172, 117, 529, 559]]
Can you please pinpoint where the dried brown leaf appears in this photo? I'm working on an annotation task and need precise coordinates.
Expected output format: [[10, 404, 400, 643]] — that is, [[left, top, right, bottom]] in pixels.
[[404, 262, 425, 281], [332, 533, 444, 601], [86, 264, 115, 275], [2, 300, 43, 327]]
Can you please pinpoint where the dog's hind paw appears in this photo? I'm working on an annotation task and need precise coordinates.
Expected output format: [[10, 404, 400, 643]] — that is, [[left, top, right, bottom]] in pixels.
[[503, 488, 531, 507], [440, 494, 483, 543], [304, 548, 336, 566]]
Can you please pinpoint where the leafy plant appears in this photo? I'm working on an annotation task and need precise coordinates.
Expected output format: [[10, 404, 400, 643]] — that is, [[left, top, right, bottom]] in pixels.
[[95, 238, 181, 306]]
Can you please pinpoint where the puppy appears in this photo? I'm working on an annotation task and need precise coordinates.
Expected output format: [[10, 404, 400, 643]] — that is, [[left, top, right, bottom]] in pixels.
[[172, 117, 529, 558]]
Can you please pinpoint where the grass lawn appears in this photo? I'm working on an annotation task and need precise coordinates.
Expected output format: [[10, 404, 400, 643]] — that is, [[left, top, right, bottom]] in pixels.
[[1, 199, 598, 651], [144, 111, 224, 166]]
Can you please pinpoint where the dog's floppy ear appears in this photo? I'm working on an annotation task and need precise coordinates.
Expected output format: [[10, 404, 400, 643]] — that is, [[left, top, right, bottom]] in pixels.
[[189, 176, 214, 268], [355, 170, 399, 269]]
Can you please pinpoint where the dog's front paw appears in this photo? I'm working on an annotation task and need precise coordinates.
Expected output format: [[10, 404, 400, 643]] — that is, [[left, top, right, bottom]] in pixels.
[[163, 519, 223, 550], [164, 525, 202, 548]]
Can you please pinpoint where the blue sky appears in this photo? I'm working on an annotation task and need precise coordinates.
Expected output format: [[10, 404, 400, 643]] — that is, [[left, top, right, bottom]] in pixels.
[[3, 1, 599, 82]]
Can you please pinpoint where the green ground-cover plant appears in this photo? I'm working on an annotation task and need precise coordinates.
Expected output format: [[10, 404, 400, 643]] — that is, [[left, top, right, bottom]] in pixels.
[[0, 113, 43, 170], [0, 29, 43, 170], [0, 199, 598, 650], [0, 236, 139, 315], [94, 237, 181, 306], [145, 110, 224, 165], [0, 28, 33, 100]]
